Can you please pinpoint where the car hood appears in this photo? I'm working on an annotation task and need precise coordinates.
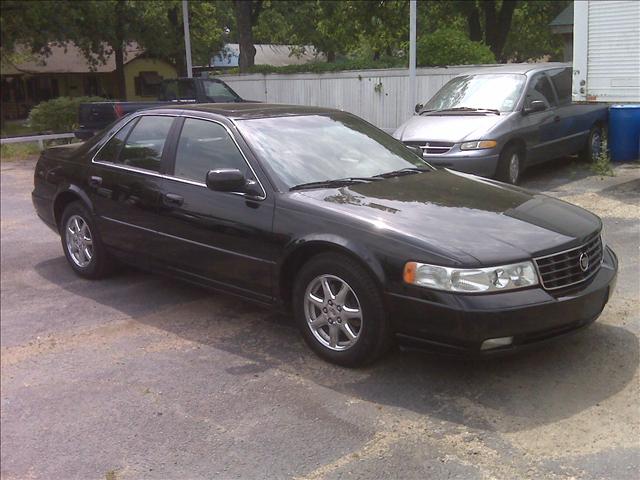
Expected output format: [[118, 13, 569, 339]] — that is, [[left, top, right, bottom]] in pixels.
[[393, 113, 508, 143], [291, 170, 600, 266]]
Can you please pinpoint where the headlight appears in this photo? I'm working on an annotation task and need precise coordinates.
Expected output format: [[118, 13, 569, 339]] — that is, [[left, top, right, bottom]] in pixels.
[[403, 260, 538, 293], [460, 140, 497, 150]]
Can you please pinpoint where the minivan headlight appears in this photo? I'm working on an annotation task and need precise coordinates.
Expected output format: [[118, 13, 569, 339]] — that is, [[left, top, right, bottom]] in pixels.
[[403, 261, 538, 293], [460, 140, 497, 150]]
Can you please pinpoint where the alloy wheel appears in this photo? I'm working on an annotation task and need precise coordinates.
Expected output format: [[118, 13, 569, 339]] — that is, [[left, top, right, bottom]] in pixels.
[[303, 274, 362, 351], [65, 215, 94, 268]]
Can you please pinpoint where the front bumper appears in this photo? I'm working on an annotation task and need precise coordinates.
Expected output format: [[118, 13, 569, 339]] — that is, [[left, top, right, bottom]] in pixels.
[[423, 150, 500, 178], [386, 246, 618, 355]]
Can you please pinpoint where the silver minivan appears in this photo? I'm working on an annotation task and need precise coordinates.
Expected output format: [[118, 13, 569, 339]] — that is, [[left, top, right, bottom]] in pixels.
[[393, 63, 608, 184]]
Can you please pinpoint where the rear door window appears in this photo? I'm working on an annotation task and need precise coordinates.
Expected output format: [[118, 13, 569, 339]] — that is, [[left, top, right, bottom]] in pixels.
[[118, 116, 174, 172], [173, 118, 248, 183], [94, 119, 137, 163], [548, 68, 572, 106]]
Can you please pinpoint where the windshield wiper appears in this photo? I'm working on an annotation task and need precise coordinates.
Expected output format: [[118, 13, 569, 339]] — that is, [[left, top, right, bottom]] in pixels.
[[289, 177, 380, 191], [373, 167, 431, 179], [432, 107, 500, 115]]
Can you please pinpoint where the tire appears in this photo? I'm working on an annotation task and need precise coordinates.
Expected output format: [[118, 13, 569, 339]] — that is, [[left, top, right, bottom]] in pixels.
[[579, 125, 603, 163], [496, 144, 523, 185], [60, 201, 113, 279], [293, 253, 390, 367]]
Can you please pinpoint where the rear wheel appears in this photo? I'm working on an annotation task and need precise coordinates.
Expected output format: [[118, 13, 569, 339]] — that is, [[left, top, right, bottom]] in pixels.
[[496, 145, 523, 185], [293, 253, 390, 367], [60, 201, 113, 279], [579, 125, 603, 163]]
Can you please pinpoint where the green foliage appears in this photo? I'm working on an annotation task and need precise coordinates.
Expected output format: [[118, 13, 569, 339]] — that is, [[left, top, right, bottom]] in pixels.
[[504, 0, 570, 62], [590, 138, 615, 177], [226, 56, 405, 75], [417, 29, 496, 67], [27, 96, 104, 133], [0, 143, 41, 162]]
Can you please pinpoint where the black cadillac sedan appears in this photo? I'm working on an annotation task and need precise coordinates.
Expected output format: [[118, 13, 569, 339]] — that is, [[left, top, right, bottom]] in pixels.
[[32, 104, 618, 366]]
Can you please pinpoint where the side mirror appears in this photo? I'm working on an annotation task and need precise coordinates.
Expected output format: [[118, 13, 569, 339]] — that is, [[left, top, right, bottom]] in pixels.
[[414, 103, 424, 114], [524, 100, 546, 114], [205, 168, 246, 192]]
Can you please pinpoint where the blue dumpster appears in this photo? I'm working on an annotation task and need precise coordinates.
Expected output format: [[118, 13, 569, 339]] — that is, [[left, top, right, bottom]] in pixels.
[[609, 105, 640, 162]]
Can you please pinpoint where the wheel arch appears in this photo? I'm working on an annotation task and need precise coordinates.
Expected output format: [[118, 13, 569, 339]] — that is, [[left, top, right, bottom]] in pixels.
[[277, 237, 386, 307], [52, 185, 94, 231]]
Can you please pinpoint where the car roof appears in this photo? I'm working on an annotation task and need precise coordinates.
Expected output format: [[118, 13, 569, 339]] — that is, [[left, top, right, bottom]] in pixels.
[[157, 102, 342, 120], [454, 62, 570, 76]]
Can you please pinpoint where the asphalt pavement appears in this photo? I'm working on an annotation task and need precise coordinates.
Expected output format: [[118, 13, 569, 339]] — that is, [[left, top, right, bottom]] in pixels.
[[1, 156, 639, 479]]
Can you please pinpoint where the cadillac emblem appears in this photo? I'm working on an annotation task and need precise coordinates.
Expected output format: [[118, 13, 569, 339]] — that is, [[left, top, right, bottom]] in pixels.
[[579, 252, 589, 272]]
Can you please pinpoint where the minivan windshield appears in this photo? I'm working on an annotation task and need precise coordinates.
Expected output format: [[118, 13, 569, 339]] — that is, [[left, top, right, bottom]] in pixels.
[[423, 74, 526, 113], [237, 113, 430, 190]]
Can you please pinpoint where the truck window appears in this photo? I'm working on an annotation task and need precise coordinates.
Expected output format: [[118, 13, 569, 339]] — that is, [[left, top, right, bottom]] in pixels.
[[548, 68, 572, 106], [525, 74, 557, 108], [202, 81, 240, 102], [162, 80, 197, 102]]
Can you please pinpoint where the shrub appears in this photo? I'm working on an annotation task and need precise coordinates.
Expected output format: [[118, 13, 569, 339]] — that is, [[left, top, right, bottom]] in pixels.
[[590, 137, 615, 177], [27, 96, 104, 133], [417, 28, 496, 67]]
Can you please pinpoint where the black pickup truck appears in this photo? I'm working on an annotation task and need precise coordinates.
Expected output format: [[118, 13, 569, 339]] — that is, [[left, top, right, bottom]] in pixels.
[[75, 77, 246, 139]]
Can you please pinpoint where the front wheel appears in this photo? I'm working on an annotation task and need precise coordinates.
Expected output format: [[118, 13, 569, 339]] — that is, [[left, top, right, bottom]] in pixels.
[[496, 145, 523, 185], [293, 253, 390, 367], [60, 201, 113, 279]]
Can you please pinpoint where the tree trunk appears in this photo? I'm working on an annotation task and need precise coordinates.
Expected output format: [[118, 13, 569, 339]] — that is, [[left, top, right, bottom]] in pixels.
[[234, 0, 257, 72], [483, 0, 517, 61], [326, 51, 336, 62], [168, 4, 186, 76], [467, 7, 482, 42], [114, 0, 127, 99]]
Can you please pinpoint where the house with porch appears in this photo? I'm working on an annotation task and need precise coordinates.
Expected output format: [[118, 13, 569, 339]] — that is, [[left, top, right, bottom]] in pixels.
[[1, 42, 176, 120]]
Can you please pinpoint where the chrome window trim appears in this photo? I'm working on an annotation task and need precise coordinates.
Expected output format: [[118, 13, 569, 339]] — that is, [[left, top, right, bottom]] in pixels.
[[90, 112, 267, 201]]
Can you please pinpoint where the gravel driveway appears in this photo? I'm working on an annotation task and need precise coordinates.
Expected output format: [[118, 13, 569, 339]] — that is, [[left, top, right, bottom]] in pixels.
[[1, 157, 638, 480]]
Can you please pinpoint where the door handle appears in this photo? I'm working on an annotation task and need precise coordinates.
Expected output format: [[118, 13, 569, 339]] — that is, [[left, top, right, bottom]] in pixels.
[[163, 193, 184, 206], [89, 176, 102, 187], [554, 115, 561, 123]]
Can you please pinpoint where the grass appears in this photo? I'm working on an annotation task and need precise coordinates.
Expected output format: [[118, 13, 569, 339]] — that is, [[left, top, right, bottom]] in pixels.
[[0, 120, 37, 137], [0, 142, 41, 161]]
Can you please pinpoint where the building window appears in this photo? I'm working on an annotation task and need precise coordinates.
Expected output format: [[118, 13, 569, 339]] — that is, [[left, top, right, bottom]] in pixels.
[[134, 71, 163, 97]]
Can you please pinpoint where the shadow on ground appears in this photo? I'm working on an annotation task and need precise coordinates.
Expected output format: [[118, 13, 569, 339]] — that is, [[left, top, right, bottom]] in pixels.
[[35, 256, 639, 435]]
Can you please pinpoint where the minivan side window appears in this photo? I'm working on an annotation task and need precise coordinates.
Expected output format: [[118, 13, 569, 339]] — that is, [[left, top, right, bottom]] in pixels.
[[548, 68, 572, 106], [173, 118, 248, 183], [118, 115, 174, 172], [525, 74, 557, 109]]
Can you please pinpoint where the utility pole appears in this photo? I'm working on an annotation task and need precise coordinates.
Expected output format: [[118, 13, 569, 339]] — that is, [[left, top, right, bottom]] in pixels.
[[408, 0, 417, 116], [183, 0, 193, 77]]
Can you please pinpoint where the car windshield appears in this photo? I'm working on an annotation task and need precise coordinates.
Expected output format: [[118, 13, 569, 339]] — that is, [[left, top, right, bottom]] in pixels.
[[203, 81, 240, 102], [236, 113, 430, 190], [423, 74, 526, 113]]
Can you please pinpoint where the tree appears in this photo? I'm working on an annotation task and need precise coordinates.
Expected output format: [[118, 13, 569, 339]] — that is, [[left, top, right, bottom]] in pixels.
[[456, 0, 518, 61], [233, 0, 263, 71]]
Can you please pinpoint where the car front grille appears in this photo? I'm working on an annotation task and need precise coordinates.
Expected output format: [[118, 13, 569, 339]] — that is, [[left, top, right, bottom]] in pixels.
[[534, 232, 603, 290], [404, 140, 454, 155]]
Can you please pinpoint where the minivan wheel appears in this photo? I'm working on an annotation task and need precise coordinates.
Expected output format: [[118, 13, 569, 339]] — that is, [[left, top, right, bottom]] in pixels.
[[579, 125, 603, 163], [60, 201, 112, 279], [496, 145, 522, 185], [293, 253, 390, 367]]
